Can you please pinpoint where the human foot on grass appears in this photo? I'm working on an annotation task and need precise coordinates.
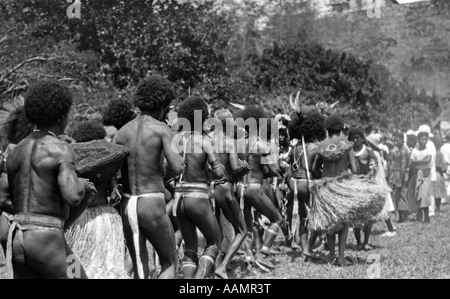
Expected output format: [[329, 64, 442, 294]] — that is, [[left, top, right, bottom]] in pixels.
[[260, 246, 281, 256], [302, 249, 320, 260], [334, 257, 352, 267], [291, 240, 301, 251], [361, 244, 373, 251], [326, 254, 337, 264], [214, 267, 228, 279], [314, 242, 327, 253]]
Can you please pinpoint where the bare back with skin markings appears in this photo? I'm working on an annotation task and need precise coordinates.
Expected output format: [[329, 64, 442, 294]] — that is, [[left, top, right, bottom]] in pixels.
[[318, 134, 357, 178], [7, 132, 84, 220], [115, 114, 184, 195]]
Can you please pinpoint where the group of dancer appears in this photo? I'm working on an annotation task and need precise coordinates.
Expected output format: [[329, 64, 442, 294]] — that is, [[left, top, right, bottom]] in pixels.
[[0, 76, 443, 279]]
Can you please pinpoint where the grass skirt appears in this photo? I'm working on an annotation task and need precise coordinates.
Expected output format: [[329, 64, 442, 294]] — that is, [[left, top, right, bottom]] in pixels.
[[308, 174, 388, 233], [65, 205, 129, 279]]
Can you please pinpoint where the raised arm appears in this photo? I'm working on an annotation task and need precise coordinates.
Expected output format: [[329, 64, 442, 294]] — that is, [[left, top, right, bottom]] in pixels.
[[160, 124, 185, 176]]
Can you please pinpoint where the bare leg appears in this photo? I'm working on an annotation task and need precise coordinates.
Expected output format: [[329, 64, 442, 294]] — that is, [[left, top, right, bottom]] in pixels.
[[385, 219, 395, 232], [298, 200, 316, 258], [137, 196, 178, 279], [354, 228, 362, 248], [178, 195, 221, 279], [294, 178, 317, 258], [362, 223, 373, 251], [0, 214, 10, 256], [17, 230, 88, 279], [285, 190, 294, 245], [177, 208, 199, 279], [336, 227, 350, 266], [124, 247, 133, 277], [214, 183, 248, 279], [244, 187, 283, 254], [121, 197, 149, 279], [307, 230, 318, 253], [326, 233, 336, 262]]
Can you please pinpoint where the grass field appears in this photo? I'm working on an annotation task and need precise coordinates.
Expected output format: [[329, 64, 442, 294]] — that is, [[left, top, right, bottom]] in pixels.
[[227, 204, 450, 279], [1, 203, 449, 279]]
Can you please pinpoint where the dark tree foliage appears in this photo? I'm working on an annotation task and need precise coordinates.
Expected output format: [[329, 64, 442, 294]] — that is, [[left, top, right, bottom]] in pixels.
[[0, 0, 442, 132]]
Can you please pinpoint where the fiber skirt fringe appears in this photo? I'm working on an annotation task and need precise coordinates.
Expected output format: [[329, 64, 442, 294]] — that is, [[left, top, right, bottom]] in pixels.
[[65, 205, 129, 279], [308, 174, 388, 233]]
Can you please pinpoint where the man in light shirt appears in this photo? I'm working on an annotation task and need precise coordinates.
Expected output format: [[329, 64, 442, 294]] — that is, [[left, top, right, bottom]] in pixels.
[[417, 125, 436, 216]]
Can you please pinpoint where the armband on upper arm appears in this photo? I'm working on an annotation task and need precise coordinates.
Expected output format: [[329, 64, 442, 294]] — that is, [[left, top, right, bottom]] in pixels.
[[58, 161, 76, 174], [59, 161, 76, 168]]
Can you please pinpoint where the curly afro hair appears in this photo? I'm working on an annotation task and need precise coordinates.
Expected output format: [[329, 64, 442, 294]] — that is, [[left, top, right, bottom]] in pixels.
[[324, 114, 345, 136], [24, 81, 73, 126], [347, 126, 365, 142], [103, 99, 135, 129], [288, 109, 326, 143], [235, 106, 271, 138], [177, 97, 209, 130], [72, 121, 106, 142], [134, 76, 175, 113]]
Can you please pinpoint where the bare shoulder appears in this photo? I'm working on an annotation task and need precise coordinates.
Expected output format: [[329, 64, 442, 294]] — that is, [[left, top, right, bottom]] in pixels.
[[32, 138, 76, 166], [46, 139, 75, 160], [114, 119, 136, 144], [309, 142, 320, 150], [152, 121, 173, 138]]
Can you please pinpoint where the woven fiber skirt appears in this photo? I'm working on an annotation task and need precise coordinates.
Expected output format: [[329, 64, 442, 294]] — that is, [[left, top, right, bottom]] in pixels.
[[65, 205, 129, 279], [308, 174, 388, 233]]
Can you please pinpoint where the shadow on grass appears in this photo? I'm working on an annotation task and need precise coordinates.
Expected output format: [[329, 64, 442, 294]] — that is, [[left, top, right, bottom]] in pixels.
[[371, 229, 388, 236], [345, 242, 383, 251]]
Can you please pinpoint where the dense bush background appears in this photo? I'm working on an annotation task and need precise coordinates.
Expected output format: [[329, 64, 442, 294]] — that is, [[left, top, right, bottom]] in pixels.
[[1, 0, 448, 132]]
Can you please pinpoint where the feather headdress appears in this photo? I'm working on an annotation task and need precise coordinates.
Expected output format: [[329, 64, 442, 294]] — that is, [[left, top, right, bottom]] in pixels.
[[0, 95, 25, 128]]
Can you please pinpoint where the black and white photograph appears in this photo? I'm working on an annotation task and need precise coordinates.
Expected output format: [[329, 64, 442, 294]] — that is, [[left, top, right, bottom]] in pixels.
[[1, 0, 450, 281]]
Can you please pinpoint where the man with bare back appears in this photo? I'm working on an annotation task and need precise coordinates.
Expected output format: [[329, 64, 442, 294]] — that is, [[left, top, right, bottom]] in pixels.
[[316, 114, 357, 266], [173, 97, 225, 279], [235, 106, 283, 259], [286, 108, 326, 259], [114, 76, 185, 279], [210, 109, 250, 279], [2, 81, 96, 279]]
